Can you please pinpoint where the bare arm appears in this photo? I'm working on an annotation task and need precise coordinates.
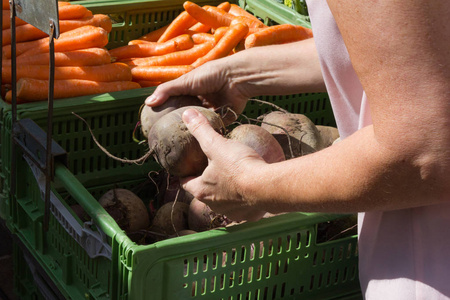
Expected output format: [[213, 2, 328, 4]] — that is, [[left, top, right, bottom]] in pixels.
[[146, 38, 326, 115], [181, 0, 450, 215]]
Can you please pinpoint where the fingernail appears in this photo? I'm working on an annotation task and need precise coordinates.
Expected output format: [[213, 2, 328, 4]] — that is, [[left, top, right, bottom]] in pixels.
[[145, 95, 156, 105], [182, 109, 201, 125]]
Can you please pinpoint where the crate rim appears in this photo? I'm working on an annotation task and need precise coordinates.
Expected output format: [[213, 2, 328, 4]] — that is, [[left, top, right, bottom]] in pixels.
[[57, 158, 355, 256]]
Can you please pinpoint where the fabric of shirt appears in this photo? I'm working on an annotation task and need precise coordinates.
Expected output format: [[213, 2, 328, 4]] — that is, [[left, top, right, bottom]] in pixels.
[[306, 1, 450, 299]]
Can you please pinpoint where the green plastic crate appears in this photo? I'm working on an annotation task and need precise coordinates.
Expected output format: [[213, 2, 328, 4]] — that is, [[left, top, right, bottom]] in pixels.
[[13, 244, 46, 300], [0, 0, 322, 223], [13, 240, 67, 300], [238, 0, 310, 26], [1, 0, 360, 299], [282, 0, 309, 17], [0, 88, 159, 221], [12, 155, 360, 299]]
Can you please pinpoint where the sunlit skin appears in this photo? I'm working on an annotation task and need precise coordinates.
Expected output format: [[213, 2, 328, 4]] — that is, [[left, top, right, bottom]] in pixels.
[[145, 0, 449, 220]]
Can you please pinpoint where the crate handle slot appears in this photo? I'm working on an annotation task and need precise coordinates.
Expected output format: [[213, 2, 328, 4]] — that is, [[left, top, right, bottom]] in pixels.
[[24, 156, 112, 260], [21, 248, 63, 300]]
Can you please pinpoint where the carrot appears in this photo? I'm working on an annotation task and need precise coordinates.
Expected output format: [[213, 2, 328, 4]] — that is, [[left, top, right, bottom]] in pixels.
[[2, 2, 87, 30], [131, 65, 194, 82], [58, 4, 91, 20], [189, 22, 211, 33], [234, 39, 246, 53], [2, 15, 111, 46], [110, 34, 195, 61], [2, 11, 8, 29], [59, 14, 113, 33], [192, 22, 248, 68], [127, 42, 214, 67], [128, 40, 152, 45], [11, 78, 141, 102], [137, 81, 161, 87], [2, 48, 112, 67], [190, 32, 215, 44], [205, 5, 235, 21], [2, 10, 27, 29], [217, 2, 231, 12], [183, 1, 233, 29], [228, 4, 263, 23], [4, 90, 26, 104], [230, 15, 266, 29], [2, 62, 132, 84], [244, 24, 313, 49], [188, 2, 231, 32], [213, 27, 229, 43], [246, 27, 265, 36], [157, 11, 197, 43], [138, 25, 169, 42], [3, 25, 109, 58], [2, 24, 46, 45]]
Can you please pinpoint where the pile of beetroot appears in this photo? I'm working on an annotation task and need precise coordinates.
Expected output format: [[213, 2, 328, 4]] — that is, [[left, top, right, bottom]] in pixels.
[[77, 96, 340, 244]]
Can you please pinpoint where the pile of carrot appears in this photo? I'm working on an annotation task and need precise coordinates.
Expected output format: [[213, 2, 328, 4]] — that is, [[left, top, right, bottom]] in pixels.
[[1, 0, 313, 102], [109, 1, 313, 87], [1, 0, 140, 103]]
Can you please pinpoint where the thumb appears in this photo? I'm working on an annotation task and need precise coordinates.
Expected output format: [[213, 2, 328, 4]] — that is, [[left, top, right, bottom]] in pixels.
[[144, 84, 172, 106], [145, 74, 192, 106], [179, 175, 201, 197], [182, 108, 223, 157]]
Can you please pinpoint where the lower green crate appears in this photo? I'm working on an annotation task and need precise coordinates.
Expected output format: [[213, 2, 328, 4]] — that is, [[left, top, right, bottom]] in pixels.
[[13, 239, 66, 300], [1, 0, 360, 299], [0, 88, 157, 227], [5, 89, 349, 300], [6, 90, 355, 300], [12, 154, 361, 299]]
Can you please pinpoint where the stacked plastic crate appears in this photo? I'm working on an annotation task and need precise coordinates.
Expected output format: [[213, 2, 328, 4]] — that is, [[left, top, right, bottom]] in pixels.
[[0, 0, 361, 299]]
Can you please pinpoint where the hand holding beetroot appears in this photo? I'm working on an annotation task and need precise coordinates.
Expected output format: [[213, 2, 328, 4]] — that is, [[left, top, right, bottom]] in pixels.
[[145, 56, 252, 125], [180, 108, 268, 222]]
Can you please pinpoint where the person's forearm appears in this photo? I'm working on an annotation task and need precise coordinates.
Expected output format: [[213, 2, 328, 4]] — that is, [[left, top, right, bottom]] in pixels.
[[240, 125, 449, 214], [237, 0, 450, 214], [218, 38, 327, 96], [145, 37, 325, 113]]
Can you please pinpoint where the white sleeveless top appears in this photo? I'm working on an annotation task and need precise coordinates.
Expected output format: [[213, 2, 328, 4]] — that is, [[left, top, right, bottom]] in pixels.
[[306, 1, 450, 299]]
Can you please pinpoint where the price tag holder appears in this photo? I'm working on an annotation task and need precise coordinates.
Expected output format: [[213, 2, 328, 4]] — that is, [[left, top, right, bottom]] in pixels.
[[9, 0, 60, 233], [13, 0, 60, 38]]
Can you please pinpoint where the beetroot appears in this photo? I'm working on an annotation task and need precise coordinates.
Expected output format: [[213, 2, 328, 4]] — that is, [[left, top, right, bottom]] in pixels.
[[225, 123, 285, 222], [227, 124, 285, 163], [260, 111, 323, 159], [99, 188, 150, 232], [140, 95, 202, 139], [188, 198, 230, 232], [316, 125, 340, 147], [151, 201, 190, 235], [147, 106, 224, 177], [152, 170, 194, 207]]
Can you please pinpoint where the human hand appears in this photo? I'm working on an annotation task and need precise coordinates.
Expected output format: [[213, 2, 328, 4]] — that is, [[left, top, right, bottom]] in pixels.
[[180, 108, 267, 222], [144, 58, 251, 124]]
